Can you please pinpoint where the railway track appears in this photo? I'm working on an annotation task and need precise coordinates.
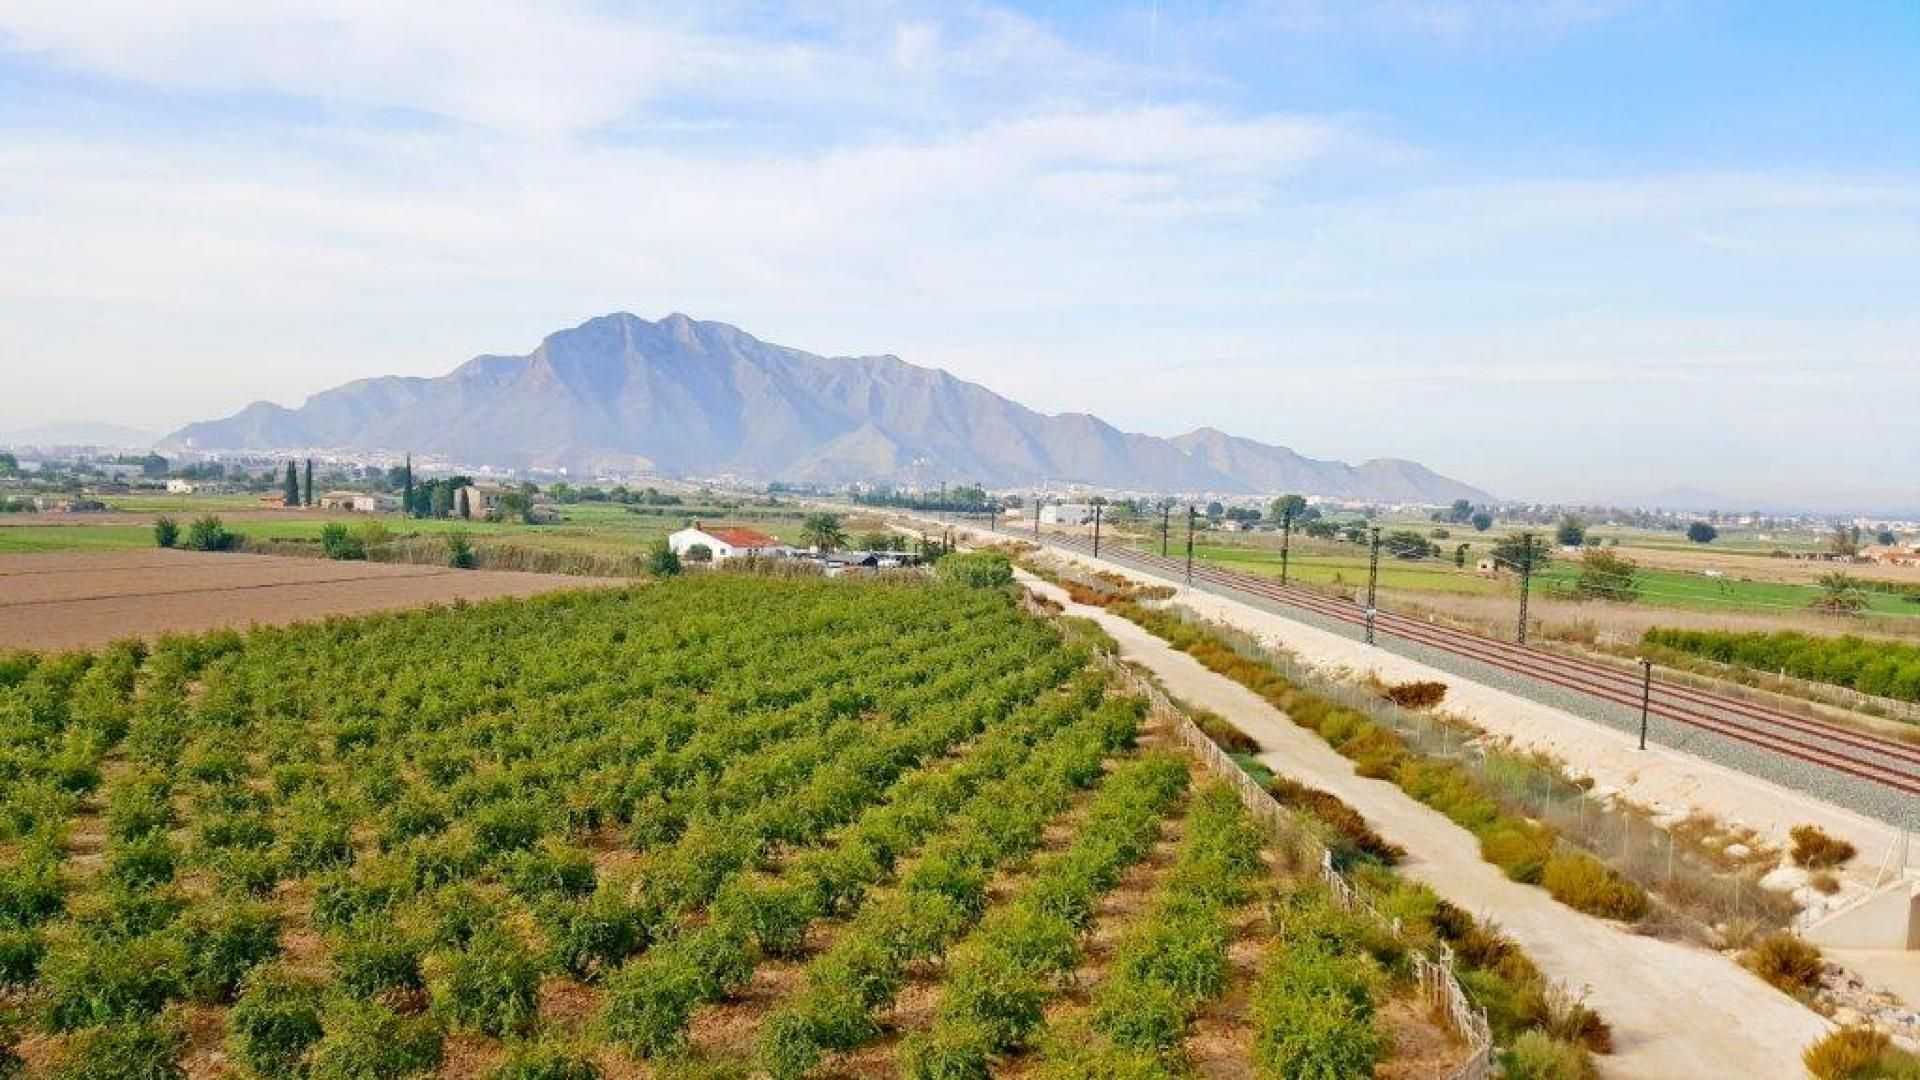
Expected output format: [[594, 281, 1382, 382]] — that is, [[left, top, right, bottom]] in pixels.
[[967, 518, 1920, 800]]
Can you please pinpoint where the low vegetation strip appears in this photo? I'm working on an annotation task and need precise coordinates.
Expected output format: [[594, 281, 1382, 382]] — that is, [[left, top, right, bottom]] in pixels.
[[1102, 596, 1649, 922], [1642, 626, 1920, 706]]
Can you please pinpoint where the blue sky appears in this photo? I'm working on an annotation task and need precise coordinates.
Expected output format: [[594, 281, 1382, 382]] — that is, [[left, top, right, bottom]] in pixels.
[[0, 1, 1915, 509]]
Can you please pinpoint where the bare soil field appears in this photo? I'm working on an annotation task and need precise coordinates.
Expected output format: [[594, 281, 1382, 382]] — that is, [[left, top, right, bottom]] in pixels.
[[0, 549, 623, 649]]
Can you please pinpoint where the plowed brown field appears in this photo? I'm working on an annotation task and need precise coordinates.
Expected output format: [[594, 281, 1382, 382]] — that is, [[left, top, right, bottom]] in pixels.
[[0, 549, 622, 649]]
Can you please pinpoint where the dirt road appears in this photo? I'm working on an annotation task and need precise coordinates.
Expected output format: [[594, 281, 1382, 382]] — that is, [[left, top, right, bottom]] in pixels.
[[1021, 569, 1832, 1078]]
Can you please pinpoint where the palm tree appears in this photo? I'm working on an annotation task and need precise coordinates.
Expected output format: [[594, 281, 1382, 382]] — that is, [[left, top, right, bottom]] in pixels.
[[801, 512, 849, 553], [1811, 571, 1868, 615]]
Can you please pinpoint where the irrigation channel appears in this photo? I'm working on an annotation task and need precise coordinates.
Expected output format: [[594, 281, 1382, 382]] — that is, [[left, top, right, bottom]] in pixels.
[[935, 512, 1920, 823]]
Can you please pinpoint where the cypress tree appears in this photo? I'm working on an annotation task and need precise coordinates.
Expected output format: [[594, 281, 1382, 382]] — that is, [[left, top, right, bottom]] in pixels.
[[282, 462, 300, 507], [304, 459, 314, 507], [403, 455, 415, 519]]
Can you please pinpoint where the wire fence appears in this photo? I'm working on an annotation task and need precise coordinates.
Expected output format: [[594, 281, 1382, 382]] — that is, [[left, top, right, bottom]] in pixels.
[[1109, 657, 1496, 1079], [1164, 607, 1807, 934]]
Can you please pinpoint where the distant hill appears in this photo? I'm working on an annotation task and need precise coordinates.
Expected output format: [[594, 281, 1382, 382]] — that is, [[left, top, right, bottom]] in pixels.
[[0, 422, 158, 449], [165, 312, 1491, 503]]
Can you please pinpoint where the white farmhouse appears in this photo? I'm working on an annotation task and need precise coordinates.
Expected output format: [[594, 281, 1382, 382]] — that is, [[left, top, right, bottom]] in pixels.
[[165, 478, 197, 494], [668, 522, 791, 562], [1040, 503, 1096, 527]]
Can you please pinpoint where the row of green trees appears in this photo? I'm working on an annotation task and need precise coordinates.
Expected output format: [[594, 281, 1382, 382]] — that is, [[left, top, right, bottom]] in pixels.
[[1642, 627, 1920, 705]]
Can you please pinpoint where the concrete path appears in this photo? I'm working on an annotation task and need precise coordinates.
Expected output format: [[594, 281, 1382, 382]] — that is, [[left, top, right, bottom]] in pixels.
[[1021, 570, 1831, 1079]]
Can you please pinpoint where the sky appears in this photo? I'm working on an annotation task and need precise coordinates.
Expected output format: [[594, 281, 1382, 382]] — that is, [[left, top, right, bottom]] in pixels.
[[0, 1, 1916, 510]]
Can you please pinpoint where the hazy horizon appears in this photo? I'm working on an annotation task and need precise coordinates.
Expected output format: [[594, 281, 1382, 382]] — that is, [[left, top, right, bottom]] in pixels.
[[2, 3, 1916, 510]]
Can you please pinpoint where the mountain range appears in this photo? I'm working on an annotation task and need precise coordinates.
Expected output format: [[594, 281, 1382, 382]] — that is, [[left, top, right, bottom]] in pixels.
[[164, 313, 1490, 503]]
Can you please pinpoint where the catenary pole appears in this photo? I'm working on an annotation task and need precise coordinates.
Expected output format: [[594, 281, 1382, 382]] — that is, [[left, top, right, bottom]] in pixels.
[[1365, 526, 1381, 645], [1517, 531, 1535, 645]]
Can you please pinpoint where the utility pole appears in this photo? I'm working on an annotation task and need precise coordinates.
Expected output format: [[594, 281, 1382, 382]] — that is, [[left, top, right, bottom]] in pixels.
[[1033, 498, 1041, 538], [1517, 531, 1535, 645], [1365, 526, 1381, 645], [1092, 502, 1103, 559], [938, 481, 947, 521], [1637, 658, 1653, 750], [1185, 505, 1196, 585], [1160, 504, 1171, 557], [1280, 507, 1294, 586]]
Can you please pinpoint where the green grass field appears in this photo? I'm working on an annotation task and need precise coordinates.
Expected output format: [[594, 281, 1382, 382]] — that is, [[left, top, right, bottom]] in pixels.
[[0, 502, 806, 557], [1114, 529, 1920, 620]]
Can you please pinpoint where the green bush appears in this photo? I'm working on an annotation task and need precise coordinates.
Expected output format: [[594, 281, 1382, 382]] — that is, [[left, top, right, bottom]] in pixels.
[[228, 968, 325, 1077], [484, 1038, 604, 1080], [306, 998, 443, 1080], [182, 515, 242, 553], [425, 925, 541, 1036], [0, 927, 44, 987], [318, 523, 367, 561], [332, 921, 425, 997], [40, 932, 185, 1031], [937, 552, 1014, 589], [899, 1020, 994, 1080], [152, 516, 179, 549], [50, 1018, 185, 1080], [175, 897, 280, 1001], [1250, 989, 1381, 1080], [1502, 1030, 1599, 1080]]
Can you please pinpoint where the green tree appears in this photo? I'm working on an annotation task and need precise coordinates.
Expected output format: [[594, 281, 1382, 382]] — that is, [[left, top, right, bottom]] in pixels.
[[282, 463, 300, 508], [184, 516, 240, 552], [1490, 532, 1552, 573], [446, 531, 476, 569], [319, 524, 366, 561], [645, 539, 682, 577], [1453, 543, 1469, 569], [1446, 498, 1473, 524], [802, 513, 849, 553], [1573, 548, 1640, 603], [1811, 572, 1868, 615], [1877, 530, 1897, 547], [1381, 530, 1432, 560], [139, 453, 168, 478], [1269, 494, 1308, 523], [1830, 525, 1861, 557], [1686, 521, 1718, 544], [304, 460, 314, 507], [0, 451, 17, 475], [1554, 515, 1587, 548], [1470, 511, 1493, 532], [153, 516, 179, 549]]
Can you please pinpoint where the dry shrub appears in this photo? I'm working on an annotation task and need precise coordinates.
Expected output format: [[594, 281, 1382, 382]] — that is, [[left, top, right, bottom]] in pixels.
[[1192, 709, 1260, 754], [1811, 870, 1843, 895], [1790, 825, 1858, 870], [1742, 932, 1823, 994], [1803, 1027, 1890, 1079], [1381, 680, 1448, 710], [1539, 853, 1648, 921], [1267, 775, 1403, 865]]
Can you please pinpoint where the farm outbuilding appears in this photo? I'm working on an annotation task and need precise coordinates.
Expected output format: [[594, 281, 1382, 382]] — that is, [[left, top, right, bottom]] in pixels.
[[668, 523, 790, 562]]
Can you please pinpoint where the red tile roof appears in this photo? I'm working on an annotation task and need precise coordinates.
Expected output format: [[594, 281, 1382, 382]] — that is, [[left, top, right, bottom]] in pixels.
[[701, 525, 783, 549]]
